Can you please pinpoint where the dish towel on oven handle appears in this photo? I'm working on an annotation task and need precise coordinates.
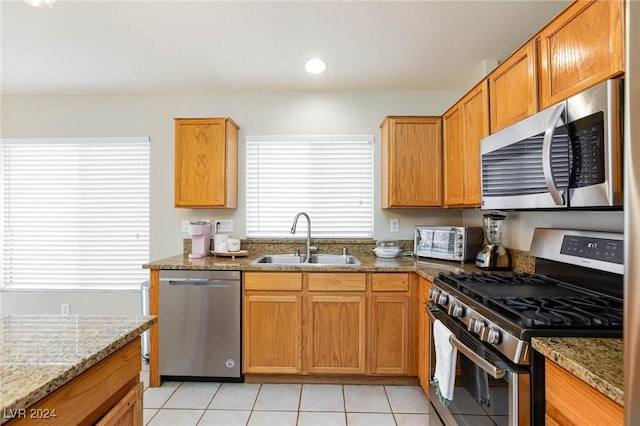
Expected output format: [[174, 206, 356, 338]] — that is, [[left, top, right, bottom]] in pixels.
[[431, 319, 457, 406]]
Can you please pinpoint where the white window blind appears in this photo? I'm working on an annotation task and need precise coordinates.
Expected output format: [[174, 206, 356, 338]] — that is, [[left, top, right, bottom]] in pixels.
[[246, 135, 373, 238], [0, 137, 150, 291]]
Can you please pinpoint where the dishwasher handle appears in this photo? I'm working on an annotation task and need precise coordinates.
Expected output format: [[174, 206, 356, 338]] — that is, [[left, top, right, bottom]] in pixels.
[[165, 279, 235, 288]]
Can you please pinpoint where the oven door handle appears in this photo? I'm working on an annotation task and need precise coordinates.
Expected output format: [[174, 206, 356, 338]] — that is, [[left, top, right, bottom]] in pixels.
[[427, 307, 506, 379]]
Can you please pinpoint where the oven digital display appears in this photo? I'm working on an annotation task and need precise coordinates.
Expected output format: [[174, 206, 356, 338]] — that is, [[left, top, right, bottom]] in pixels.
[[560, 235, 623, 264]]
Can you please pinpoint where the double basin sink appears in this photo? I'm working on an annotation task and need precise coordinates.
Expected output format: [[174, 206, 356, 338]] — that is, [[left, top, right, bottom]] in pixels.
[[252, 253, 361, 266]]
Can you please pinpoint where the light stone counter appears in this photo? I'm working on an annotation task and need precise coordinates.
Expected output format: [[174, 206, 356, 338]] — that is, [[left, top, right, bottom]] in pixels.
[[0, 315, 156, 422], [532, 337, 623, 406]]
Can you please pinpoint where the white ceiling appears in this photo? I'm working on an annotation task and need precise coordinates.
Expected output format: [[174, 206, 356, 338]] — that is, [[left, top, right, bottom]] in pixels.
[[1, 0, 570, 95]]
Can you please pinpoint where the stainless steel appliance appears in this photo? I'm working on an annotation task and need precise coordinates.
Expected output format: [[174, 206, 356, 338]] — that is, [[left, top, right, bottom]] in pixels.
[[427, 228, 623, 425], [159, 270, 242, 381], [414, 226, 484, 263], [480, 78, 623, 210], [475, 213, 511, 271], [625, 2, 639, 424]]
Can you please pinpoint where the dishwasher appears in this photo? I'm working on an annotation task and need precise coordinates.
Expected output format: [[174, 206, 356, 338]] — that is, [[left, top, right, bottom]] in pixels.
[[159, 270, 242, 381]]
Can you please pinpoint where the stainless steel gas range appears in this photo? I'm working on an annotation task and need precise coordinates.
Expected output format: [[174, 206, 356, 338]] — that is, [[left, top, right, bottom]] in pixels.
[[427, 228, 623, 426]]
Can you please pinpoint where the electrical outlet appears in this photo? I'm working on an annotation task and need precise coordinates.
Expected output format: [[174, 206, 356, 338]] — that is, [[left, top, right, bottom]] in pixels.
[[216, 219, 233, 233], [61, 303, 70, 315], [390, 218, 399, 232], [181, 220, 190, 233]]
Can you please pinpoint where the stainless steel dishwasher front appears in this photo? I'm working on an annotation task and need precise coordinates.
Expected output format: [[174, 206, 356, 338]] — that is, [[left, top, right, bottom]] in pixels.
[[159, 269, 242, 381]]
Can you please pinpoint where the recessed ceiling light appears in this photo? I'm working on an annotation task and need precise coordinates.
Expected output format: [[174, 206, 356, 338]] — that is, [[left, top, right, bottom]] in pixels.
[[305, 58, 327, 75], [22, 0, 56, 8]]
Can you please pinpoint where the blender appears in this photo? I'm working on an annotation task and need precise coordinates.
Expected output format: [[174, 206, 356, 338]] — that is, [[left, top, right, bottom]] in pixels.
[[475, 213, 512, 270]]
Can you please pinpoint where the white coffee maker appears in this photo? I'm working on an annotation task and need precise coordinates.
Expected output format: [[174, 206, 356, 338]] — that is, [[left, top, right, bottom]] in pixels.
[[188, 221, 211, 259]]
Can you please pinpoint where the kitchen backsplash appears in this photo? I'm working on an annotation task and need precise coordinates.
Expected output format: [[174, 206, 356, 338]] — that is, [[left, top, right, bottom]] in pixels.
[[183, 238, 414, 258], [182, 238, 535, 273]]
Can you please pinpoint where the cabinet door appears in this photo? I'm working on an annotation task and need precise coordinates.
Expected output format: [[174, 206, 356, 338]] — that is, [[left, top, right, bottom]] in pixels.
[[461, 81, 488, 206], [538, 0, 624, 109], [417, 276, 432, 392], [488, 42, 537, 133], [443, 104, 464, 206], [306, 295, 366, 374], [369, 294, 410, 375], [96, 382, 143, 426], [545, 359, 623, 425], [174, 118, 238, 208], [381, 116, 442, 207], [243, 294, 303, 373], [443, 81, 488, 207]]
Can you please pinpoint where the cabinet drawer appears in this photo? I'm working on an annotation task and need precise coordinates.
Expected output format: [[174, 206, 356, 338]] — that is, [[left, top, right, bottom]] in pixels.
[[244, 272, 303, 291], [308, 273, 366, 291], [371, 273, 409, 292]]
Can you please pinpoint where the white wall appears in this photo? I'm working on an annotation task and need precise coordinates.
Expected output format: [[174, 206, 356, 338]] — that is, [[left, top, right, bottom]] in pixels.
[[0, 89, 465, 314]]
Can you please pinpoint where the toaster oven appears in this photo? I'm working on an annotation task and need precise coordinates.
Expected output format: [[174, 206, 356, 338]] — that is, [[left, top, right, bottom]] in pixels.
[[414, 226, 484, 263]]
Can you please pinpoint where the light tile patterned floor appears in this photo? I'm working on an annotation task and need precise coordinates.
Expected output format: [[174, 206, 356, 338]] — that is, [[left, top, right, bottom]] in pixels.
[[141, 365, 436, 426]]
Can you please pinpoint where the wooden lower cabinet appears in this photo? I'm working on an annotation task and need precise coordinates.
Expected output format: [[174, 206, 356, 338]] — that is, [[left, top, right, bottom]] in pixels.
[[369, 294, 409, 375], [96, 382, 143, 426], [417, 276, 432, 392], [243, 272, 303, 374], [243, 294, 303, 373], [545, 358, 623, 425], [242, 271, 415, 378], [8, 339, 143, 426], [306, 294, 367, 374]]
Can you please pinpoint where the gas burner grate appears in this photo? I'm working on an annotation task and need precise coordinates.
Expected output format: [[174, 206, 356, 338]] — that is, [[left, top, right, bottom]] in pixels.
[[487, 296, 623, 328]]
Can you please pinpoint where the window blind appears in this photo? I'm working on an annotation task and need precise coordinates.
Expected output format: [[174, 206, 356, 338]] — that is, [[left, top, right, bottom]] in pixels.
[[246, 135, 373, 238], [0, 137, 150, 290]]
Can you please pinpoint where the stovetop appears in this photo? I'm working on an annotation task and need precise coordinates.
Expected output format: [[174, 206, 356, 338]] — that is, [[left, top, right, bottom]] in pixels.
[[436, 271, 623, 331]]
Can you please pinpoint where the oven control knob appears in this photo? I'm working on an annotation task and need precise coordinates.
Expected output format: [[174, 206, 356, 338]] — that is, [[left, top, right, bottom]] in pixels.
[[468, 318, 484, 334], [435, 293, 449, 305], [448, 304, 464, 318], [428, 289, 440, 303], [480, 326, 501, 344]]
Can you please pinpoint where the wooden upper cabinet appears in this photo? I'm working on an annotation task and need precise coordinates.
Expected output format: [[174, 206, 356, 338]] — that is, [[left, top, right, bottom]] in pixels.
[[174, 117, 238, 208], [443, 104, 464, 206], [381, 116, 442, 208], [538, 0, 624, 109], [488, 42, 537, 133], [443, 81, 488, 207]]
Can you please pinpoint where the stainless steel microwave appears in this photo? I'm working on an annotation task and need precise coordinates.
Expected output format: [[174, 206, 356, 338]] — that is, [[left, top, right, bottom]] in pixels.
[[414, 226, 484, 263], [480, 78, 623, 210]]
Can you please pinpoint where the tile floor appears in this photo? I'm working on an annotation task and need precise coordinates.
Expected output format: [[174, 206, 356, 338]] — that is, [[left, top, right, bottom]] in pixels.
[[141, 365, 437, 426]]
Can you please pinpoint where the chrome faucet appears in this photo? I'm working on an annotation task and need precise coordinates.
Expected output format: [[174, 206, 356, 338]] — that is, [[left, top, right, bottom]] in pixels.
[[290, 212, 317, 262]]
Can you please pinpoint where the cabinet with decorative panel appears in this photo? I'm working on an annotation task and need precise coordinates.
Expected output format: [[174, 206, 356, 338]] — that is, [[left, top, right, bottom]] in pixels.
[[538, 0, 624, 109], [488, 42, 538, 133], [174, 117, 238, 208], [380, 116, 443, 208], [306, 273, 367, 375], [242, 272, 303, 374], [369, 273, 410, 375], [545, 358, 623, 425], [443, 81, 488, 207]]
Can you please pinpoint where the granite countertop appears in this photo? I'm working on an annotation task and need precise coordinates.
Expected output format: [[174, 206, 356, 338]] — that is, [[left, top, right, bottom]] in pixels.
[[532, 337, 623, 406], [143, 253, 480, 280], [0, 315, 156, 421]]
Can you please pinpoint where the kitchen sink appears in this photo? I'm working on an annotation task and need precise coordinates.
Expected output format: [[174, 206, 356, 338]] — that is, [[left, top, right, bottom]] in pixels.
[[252, 254, 361, 266]]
